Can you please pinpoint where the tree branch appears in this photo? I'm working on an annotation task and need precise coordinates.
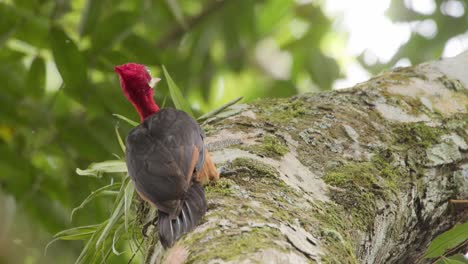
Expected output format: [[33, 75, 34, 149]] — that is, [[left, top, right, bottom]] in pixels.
[[155, 0, 229, 49], [142, 52, 468, 263]]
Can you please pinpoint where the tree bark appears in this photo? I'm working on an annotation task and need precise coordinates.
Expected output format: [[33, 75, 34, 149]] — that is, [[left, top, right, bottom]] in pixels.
[[145, 52, 468, 264]]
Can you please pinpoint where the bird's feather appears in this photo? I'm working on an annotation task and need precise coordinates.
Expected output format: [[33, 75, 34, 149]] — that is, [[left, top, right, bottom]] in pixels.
[[126, 108, 204, 217]]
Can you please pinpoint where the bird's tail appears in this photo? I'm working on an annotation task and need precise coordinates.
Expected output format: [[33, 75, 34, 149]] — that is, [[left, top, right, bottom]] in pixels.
[[157, 183, 207, 248]]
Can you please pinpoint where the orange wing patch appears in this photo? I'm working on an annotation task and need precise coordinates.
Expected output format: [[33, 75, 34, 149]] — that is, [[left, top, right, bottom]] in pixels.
[[195, 150, 219, 184], [186, 146, 200, 183]]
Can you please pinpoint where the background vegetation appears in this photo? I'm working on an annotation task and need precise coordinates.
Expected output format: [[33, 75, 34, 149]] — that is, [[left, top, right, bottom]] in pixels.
[[0, 0, 466, 263]]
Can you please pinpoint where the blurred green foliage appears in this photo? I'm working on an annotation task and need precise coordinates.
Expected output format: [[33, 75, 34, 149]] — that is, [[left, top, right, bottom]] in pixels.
[[363, 0, 468, 73], [0, 0, 466, 263]]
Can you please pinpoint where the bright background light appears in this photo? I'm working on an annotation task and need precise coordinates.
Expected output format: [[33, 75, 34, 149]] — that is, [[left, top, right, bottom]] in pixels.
[[323, 0, 468, 89]]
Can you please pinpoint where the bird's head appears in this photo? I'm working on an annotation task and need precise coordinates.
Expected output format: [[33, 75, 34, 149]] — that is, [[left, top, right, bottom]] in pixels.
[[114, 63, 157, 100], [115, 63, 160, 121]]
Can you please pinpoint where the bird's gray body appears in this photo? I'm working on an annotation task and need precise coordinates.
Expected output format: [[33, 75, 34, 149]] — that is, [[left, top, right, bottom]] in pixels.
[[125, 108, 207, 247]]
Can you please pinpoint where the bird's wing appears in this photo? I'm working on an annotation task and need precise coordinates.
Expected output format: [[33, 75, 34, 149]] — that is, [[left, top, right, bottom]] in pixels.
[[146, 108, 205, 180], [125, 108, 205, 214]]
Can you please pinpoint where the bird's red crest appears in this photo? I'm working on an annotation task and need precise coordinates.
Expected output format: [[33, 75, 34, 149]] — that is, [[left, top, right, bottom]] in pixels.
[[115, 63, 160, 121], [114, 63, 152, 94]]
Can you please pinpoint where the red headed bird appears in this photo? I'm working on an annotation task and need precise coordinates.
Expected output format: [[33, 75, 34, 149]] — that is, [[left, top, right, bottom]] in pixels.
[[114, 63, 219, 248]]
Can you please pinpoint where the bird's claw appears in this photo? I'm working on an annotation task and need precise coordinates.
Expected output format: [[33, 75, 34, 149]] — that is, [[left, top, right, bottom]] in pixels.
[[141, 215, 158, 238]]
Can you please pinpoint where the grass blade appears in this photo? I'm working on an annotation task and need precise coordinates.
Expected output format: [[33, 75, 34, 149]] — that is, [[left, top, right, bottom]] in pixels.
[[124, 179, 135, 232], [53, 225, 98, 239], [162, 65, 194, 117], [71, 183, 121, 221], [161, 96, 167, 108], [95, 202, 123, 248], [95, 177, 129, 248], [76, 160, 127, 177], [113, 114, 138, 127], [112, 223, 126, 256], [45, 224, 100, 255], [75, 221, 108, 264], [115, 126, 126, 153], [197, 96, 243, 121]]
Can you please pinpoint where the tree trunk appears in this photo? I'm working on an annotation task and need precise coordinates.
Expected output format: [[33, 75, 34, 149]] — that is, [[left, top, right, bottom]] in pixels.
[[145, 52, 468, 264]]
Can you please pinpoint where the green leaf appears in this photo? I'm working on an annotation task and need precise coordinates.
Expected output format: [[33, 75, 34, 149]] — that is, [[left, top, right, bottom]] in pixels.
[[70, 183, 121, 221], [74, 220, 108, 264], [53, 224, 100, 240], [45, 224, 100, 255], [112, 222, 126, 255], [197, 96, 243, 121], [424, 222, 468, 258], [124, 179, 135, 232], [0, 3, 20, 46], [90, 11, 138, 55], [50, 26, 88, 99], [115, 126, 126, 153], [437, 255, 468, 264], [113, 114, 139, 127], [1, 4, 49, 48], [257, 0, 294, 35], [26, 55, 46, 98], [79, 0, 105, 36], [76, 160, 127, 177], [307, 51, 340, 90], [162, 65, 194, 117], [120, 34, 160, 64], [95, 177, 129, 248]]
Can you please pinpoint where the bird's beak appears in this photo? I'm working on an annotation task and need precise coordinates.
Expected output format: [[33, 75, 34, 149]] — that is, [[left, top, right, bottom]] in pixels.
[[149, 77, 161, 89]]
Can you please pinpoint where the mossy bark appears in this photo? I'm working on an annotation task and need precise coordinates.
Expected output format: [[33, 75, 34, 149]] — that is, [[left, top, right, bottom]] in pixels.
[[144, 53, 468, 264]]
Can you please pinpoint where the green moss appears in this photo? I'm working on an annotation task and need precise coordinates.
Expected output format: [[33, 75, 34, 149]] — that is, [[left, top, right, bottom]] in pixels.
[[242, 135, 289, 159], [315, 203, 359, 264], [190, 91, 459, 263], [370, 149, 405, 191], [444, 114, 468, 145], [323, 162, 378, 230], [323, 162, 377, 189], [253, 97, 308, 126], [386, 67, 428, 82], [380, 86, 430, 117], [205, 178, 234, 196], [183, 227, 283, 263], [322, 153, 404, 231], [330, 188, 377, 230], [201, 124, 216, 136], [438, 76, 465, 91], [181, 227, 217, 246], [398, 95, 426, 115], [283, 99, 308, 117], [231, 157, 279, 178], [393, 122, 442, 148]]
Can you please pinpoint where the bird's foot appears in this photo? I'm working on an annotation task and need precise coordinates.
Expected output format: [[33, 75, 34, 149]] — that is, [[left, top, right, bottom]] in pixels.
[[141, 215, 158, 238]]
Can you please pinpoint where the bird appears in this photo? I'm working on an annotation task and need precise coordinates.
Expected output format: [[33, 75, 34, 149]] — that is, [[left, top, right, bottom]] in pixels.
[[114, 63, 219, 248]]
